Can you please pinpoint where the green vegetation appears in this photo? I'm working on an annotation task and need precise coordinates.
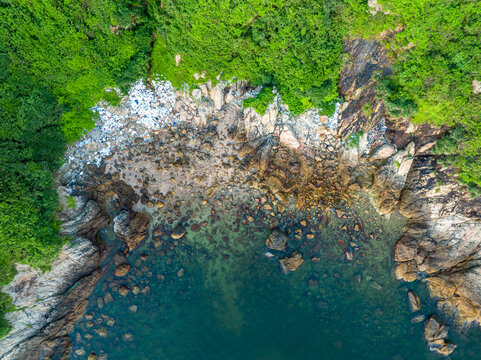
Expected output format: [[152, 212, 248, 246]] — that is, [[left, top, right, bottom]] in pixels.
[[0, 0, 151, 336], [243, 87, 276, 115], [150, 0, 370, 115], [367, 1, 481, 196], [346, 131, 364, 149], [362, 102, 373, 117]]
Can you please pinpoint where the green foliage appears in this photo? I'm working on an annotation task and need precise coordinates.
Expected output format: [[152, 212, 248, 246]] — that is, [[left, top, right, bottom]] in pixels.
[[149, 0, 371, 115], [66, 197, 77, 210], [243, 87, 276, 115], [376, 78, 417, 119], [346, 131, 364, 149], [364, 1, 481, 197], [362, 102, 373, 117], [0, 0, 152, 337], [1, 0, 152, 142]]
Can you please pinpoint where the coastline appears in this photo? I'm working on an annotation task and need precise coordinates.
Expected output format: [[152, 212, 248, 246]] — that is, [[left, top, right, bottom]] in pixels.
[[1, 38, 480, 359]]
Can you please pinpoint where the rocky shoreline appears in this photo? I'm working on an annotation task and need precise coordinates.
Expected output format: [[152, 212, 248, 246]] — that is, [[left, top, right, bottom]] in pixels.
[[1, 38, 480, 359]]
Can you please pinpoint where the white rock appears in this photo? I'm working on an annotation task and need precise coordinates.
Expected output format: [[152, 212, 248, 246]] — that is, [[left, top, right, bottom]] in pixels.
[[473, 80, 481, 94], [192, 89, 202, 101], [279, 127, 300, 150]]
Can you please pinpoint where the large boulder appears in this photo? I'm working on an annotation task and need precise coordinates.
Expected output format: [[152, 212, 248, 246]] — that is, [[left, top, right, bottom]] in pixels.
[[407, 290, 421, 312], [113, 211, 150, 251], [265, 229, 288, 251], [279, 251, 304, 274]]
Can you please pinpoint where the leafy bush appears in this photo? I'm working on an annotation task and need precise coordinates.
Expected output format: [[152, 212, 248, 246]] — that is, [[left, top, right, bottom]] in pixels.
[[365, 1, 481, 196], [346, 131, 364, 149], [149, 0, 370, 116], [0, 0, 151, 337], [243, 87, 276, 116]]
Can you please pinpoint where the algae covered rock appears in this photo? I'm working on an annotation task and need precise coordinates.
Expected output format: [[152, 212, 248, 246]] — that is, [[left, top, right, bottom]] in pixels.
[[265, 229, 288, 251], [171, 224, 186, 240]]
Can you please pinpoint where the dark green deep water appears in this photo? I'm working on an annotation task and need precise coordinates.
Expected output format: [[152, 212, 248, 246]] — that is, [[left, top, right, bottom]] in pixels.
[[70, 194, 481, 360]]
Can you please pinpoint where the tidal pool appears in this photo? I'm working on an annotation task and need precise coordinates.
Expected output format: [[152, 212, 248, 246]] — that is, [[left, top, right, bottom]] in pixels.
[[70, 193, 481, 360]]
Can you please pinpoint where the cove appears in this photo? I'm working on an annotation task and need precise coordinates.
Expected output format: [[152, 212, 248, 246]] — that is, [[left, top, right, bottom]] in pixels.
[[68, 193, 480, 360]]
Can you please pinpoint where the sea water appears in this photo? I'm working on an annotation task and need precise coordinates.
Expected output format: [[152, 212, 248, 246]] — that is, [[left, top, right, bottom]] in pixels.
[[69, 193, 481, 360]]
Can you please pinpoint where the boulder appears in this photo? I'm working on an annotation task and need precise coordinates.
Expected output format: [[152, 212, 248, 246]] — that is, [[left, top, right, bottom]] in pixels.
[[210, 83, 225, 110], [114, 263, 130, 277], [279, 251, 304, 274], [424, 315, 456, 356], [370, 144, 396, 160], [118, 286, 130, 296], [192, 88, 202, 101], [279, 127, 300, 150], [407, 290, 421, 312], [124, 211, 150, 251], [265, 229, 288, 251], [171, 225, 186, 240]]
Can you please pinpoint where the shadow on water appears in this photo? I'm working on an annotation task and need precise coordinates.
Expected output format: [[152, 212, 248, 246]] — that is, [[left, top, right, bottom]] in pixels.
[[70, 193, 481, 360]]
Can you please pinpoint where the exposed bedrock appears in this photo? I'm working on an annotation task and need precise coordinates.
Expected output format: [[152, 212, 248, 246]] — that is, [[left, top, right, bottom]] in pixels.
[[394, 155, 481, 326]]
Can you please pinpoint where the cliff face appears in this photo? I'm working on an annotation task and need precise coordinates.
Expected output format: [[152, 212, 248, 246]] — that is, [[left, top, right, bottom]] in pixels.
[[339, 38, 481, 355], [340, 41, 481, 328]]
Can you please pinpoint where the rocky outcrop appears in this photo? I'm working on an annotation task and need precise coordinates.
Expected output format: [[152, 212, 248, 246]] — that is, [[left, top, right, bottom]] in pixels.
[[394, 156, 481, 325], [0, 163, 109, 360], [337, 38, 481, 356], [114, 211, 150, 252], [424, 315, 456, 356], [1, 35, 477, 358]]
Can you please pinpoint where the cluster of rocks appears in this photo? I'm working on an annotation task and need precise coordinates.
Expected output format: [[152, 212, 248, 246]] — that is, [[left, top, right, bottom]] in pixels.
[[265, 229, 304, 274], [2, 37, 480, 359]]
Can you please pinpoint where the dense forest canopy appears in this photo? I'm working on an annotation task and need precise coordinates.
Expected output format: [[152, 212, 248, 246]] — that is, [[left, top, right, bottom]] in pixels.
[[0, 0, 480, 336]]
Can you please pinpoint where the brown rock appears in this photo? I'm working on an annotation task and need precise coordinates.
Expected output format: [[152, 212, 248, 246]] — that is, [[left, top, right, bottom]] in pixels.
[[279, 251, 304, 274], [114, 263, 130, 277], [424, 315, 456, 356], [394, 242, 418, 262], [265, 229, 288, 251], [171, 225, 186, 239], [407, 290, 421, 312], [125, 211, 150, 251], [118, 286, 130, 296]]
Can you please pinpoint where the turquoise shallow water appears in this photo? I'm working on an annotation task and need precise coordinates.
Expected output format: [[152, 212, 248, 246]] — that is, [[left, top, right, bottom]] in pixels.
[[70, 194, 481, 360]]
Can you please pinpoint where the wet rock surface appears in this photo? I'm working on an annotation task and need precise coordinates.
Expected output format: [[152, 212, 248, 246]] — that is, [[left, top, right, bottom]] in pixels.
[[279, 251, 304, 274], [424, 315, 456, 356], [0, 164, 108, 360]]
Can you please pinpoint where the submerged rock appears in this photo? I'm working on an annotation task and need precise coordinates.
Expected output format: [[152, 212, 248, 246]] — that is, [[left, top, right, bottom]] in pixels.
[[171, 225, 186, 240], [265, 229, 288, 251], [279, 251, 304, 274], [411, 314, 425, 323], [118, 286, 130, 296], [407, 290, 421, 312], [114, 263, 131, 277]]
